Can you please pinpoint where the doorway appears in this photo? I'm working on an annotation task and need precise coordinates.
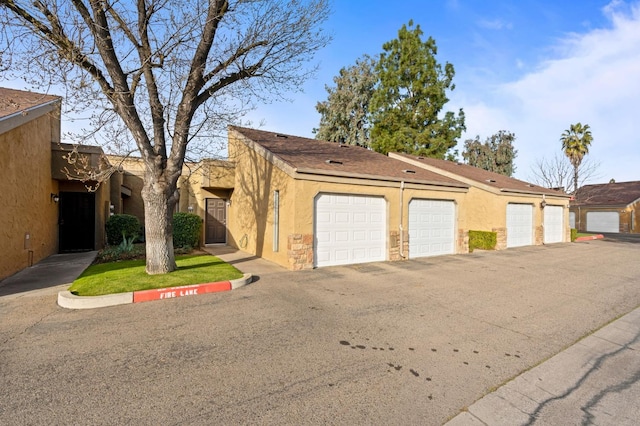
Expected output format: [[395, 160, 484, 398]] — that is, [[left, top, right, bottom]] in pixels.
[[59, 192, 95, 252], [205, 198, 227, 244]]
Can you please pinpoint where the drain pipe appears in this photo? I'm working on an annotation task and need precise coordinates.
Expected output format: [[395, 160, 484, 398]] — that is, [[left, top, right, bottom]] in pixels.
[[399, 181, 406, 258]]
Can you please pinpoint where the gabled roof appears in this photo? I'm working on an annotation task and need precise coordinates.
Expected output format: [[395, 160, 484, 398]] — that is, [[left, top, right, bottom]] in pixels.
[[229, 126, 468, 189], [572, 181, 640, 207], [0, 87, 60, 120], [390, 152, 570, 197]]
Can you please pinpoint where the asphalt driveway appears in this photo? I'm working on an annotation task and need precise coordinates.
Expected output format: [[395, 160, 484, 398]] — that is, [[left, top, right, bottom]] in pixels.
[[1, 239, 639, 425]]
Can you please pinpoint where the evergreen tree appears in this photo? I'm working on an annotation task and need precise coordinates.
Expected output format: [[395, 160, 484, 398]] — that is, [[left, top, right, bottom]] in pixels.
[[370, 20, 465, 157], [462, 131, 518, 176], [314, 55, 376, 147]]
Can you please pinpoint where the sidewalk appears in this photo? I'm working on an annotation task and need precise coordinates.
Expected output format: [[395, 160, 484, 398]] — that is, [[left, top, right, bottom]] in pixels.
[[446, 306, 640, 425], [0, 251, 97, 298]]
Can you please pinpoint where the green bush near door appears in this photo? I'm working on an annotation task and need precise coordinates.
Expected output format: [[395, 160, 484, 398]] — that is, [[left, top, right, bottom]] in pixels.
[[173, 212, 203, 248], [106, 214, 140, 245]]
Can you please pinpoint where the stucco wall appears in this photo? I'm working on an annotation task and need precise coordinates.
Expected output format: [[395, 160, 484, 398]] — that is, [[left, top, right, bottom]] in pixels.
[[0, 106, 60, 281], [227, 133, 293, 267], [227, 130, 475, 269], [460, 187, 570, 248]]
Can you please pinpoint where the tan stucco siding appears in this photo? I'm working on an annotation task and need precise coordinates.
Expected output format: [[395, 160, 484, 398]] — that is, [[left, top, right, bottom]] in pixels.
[[630, 200, 640, 233], [0, 110, 60, 281], [226, 136, 293, 267], [460, 188, 570, 248]]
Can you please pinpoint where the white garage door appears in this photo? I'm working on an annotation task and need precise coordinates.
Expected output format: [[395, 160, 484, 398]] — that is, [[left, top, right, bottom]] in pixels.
[[314, 194, 386, 267], [507, 204, 533, 248], [569, 211, 576, 229], [544, 205, 564, 244], [586, 211, 619, 233], [408, 199, 455, 258]]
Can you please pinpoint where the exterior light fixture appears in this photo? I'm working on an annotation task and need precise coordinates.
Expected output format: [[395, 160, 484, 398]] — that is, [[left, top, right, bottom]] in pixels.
[[50, 193, 59, 203], [187, 205, 194, 213]]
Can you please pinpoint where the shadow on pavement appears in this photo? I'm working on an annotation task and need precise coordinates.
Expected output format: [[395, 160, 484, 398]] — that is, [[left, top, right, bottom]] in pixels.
[[0, 252, 97, 297], [601, 233, 640, 244]]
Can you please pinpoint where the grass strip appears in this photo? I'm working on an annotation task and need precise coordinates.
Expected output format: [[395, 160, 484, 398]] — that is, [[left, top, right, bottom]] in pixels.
[[69, 254, 243, 296]]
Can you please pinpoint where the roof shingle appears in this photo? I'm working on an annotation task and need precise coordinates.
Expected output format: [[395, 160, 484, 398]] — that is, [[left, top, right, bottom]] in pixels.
[[391, 152, 568, 196], [573, 181, 640, 206], [0, 87, 60, 120], [230, 126, 468, 188]]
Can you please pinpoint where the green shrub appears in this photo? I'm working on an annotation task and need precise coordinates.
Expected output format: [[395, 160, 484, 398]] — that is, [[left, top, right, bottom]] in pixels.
[[95, 243, 144, 263], [468, 230, 497, 252], [106, 214, 140, 246], [571, 228, 578, 242], [173, 212, 202, 248]]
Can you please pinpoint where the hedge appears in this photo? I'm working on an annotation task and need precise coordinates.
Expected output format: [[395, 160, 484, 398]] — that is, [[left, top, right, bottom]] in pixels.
[[173, 212, 203, 249], [468, 230, 497, 252], [571, 228, 577, 242], [105, 214, 140, 246]]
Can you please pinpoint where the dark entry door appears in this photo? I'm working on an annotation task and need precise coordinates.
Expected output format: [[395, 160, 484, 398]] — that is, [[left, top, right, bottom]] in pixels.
[[59, 192, 95, 252], [205, 198, 226, 244]]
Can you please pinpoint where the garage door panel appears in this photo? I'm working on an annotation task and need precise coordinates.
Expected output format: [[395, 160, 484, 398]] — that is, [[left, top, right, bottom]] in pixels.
[[314, 194, 387, 267], [586, 212, 619, 233], [544, 205, 564, 244], [507, 204, 533, 248], [409, 199, 455, 259]]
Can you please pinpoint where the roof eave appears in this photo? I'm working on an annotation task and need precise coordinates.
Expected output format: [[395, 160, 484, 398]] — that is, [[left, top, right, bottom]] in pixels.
[[499, 188, 571, 198], [294, 167, 469, 189], [0, 98, 61, 135]]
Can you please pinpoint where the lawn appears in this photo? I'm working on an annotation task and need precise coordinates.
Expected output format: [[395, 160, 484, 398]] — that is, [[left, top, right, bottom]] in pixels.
[[576, 232, 599, 237], [69, 254, 244, 296]]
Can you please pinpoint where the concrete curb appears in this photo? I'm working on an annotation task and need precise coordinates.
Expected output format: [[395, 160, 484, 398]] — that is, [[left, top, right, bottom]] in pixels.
[[575, 234, 604, 242], [57, 273, 253, 310], [58, 291, 133, 310]]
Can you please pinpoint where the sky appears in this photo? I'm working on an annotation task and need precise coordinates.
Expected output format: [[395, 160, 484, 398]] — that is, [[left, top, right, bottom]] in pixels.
[[3, 0, 638, 185], [243, 0, 640, 185]]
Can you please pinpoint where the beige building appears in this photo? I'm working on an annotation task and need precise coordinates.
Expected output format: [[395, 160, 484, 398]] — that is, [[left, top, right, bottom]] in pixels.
[[226, 126, 472, 270], [0, 88, 61, 280], [0, 87, 573, 280], [570, 181, 640, 234], [390, 153, 572, 249]]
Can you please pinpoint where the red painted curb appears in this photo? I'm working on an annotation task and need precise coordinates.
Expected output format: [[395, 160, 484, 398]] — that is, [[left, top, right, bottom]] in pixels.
[[575, 234, 604, 242], [133, 281, 232, 303]]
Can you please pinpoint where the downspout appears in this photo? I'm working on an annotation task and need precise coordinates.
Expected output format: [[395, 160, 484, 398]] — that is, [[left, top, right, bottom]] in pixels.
[[541, 194, 546, 244], [399, 181, 406, 258]]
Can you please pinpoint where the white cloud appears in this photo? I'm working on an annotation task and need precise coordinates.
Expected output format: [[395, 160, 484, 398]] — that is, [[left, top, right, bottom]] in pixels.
[[477, 19, 513, 30], [459, 1, 640, 184]]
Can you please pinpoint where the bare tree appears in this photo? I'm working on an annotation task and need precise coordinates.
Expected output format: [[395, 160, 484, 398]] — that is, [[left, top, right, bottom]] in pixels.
[[529, 154, 600, 193], [0, 0, 330, 274]]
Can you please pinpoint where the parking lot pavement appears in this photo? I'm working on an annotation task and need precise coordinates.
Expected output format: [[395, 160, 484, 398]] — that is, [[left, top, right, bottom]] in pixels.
[[1, 240, 639, 425]]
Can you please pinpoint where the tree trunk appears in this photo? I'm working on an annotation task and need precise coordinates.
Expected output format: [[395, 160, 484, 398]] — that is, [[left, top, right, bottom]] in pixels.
[[573, 166, 579, 195], [142, 181, 177, 274]]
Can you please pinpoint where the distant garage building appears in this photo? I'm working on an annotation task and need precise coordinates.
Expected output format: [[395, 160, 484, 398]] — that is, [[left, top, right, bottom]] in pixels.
[[571, 181, 640, 234]]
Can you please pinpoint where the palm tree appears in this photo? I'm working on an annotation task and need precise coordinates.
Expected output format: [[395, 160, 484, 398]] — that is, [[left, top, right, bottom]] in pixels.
[[561, 122, 593, 194]]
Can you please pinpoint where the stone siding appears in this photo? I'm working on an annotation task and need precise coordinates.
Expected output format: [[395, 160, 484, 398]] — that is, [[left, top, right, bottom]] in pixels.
[[492, 227, 507, 250], [457, 229, 469, 254], [288, 234, 313, 270]]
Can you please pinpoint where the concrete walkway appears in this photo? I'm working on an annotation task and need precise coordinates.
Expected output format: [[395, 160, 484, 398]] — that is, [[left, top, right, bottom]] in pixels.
[[446, 307, 640, 425], [0, 251, 97, 299]]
